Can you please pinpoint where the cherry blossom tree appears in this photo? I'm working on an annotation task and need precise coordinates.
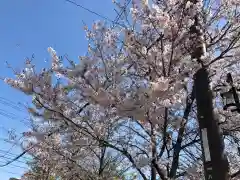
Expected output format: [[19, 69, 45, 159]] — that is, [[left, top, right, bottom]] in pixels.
[[3, 0, 240, 179]]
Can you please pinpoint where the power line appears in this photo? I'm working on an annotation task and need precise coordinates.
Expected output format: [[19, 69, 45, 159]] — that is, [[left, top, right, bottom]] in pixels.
[[0, 110, 30, 126], [0, 97, 26, 113], [0, 160, 29, 170], [0, 168, 22, 176], [0, 128, 60, 167], [0, 136, 25, 162], [0, 149, 32, 161], [112, 0, 131, 28], [0, 152, 29, 162], [65, 0, 114, 23], [0, 155, 28, 164], [0, 96, 31, 127], [65, 0, 129, 28]]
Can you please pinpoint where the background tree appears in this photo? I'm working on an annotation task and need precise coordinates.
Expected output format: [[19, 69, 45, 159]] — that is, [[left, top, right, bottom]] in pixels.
[[9, 178, 20, 180]]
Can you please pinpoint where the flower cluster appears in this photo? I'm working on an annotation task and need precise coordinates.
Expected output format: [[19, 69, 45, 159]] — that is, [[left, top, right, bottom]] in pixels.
[[4, 0, 240, 179]]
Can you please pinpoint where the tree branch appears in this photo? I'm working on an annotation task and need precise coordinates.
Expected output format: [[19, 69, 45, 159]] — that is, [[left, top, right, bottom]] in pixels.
[[158, 108, 168, 158], [231, 169, 240, 179], [169, 86, 195, 178]]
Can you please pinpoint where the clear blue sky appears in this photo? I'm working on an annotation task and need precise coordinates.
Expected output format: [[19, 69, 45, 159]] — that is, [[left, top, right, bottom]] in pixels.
[[0, 0, 116, 179]]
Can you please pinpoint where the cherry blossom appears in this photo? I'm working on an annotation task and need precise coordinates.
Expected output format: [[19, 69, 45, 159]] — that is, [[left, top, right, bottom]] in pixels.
[[3, 0, 240, 179]]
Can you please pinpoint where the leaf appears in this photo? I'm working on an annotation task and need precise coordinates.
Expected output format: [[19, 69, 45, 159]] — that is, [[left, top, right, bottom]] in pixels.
[[63, 85, 74, 93]]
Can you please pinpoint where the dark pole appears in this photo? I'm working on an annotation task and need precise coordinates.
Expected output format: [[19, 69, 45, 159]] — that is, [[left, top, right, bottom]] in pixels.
[[194, 68, 229, 180], [227, 73, 240, 109], [221, 73, 240, 113], [189, 0, 229, 178]]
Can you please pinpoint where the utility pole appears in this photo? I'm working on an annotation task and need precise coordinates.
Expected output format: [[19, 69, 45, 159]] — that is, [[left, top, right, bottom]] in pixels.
[[190, 0, 229, 179], [194, 68, 229, 180]]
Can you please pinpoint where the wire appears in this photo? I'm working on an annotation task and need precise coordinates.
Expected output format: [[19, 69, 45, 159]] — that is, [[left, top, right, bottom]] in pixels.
[[0, 96, 31, 127], [0, 160, 28, 170], [111, 0, 131, 28], [0, 168, 22, 176], [0, 97, 26, 113], [0, 136, 24, 160], [0, 128, 60, 167], [0, 110, 30, 126], [65, 0, 115, 23], [0, 149, 32, 161], [65, 0, 129, 28], [0, 145, 34, 167], [0, 155, 28, 164]]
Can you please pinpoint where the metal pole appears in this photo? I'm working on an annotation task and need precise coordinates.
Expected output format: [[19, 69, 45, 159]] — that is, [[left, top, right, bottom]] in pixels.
[[227, 73, 240, 108], [188, 0, 229, 178], [194, 68, 229, 180]]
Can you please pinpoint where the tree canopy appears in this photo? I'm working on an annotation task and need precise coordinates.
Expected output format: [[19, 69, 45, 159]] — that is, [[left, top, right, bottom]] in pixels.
[[3, 0, 240, 179]]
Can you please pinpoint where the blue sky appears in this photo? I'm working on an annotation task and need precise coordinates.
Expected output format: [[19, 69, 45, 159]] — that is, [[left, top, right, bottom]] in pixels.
[[0, 0, 117, 179]]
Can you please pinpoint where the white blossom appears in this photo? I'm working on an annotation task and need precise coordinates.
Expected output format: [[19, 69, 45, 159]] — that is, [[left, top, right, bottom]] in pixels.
[[150, 77, 169, 92]]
